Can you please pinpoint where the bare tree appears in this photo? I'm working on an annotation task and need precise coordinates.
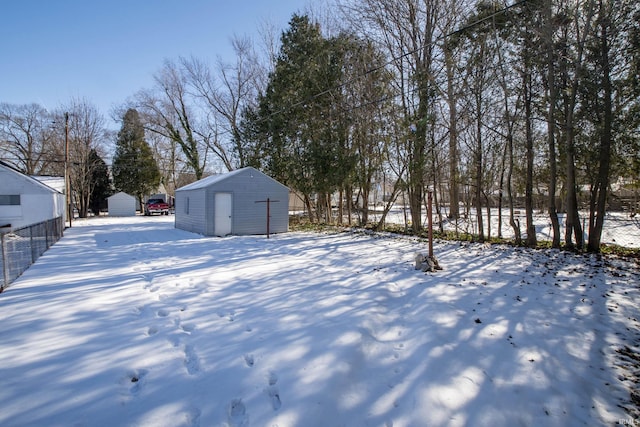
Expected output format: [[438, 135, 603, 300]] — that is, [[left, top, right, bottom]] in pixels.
[[134, 60, 210, 180], [183, 36, 263, 170], [0, 103, 56, 174], [59, 99, 109, 218], [434, 0, 472, 222], [340, 0, 441, 232]]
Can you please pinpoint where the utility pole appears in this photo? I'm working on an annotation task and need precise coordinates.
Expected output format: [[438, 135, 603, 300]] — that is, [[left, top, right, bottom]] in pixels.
[[65, 112, 72, 228]]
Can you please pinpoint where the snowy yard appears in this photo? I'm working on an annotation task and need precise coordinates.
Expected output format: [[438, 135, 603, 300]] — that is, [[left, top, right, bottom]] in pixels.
[[1, 215, 639, 427], [374, 207, 640, 249]]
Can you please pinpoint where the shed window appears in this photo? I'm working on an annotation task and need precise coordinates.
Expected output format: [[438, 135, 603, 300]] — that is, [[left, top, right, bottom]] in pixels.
[[185, 197, 189, 214], [0, 195, 20, 206]]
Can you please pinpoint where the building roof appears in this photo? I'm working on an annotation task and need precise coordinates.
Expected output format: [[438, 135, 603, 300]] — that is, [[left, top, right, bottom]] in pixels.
[[108, 191, 136, 200], [0, 160, 62, 194], [176, 167, 288, 192], [31, 176, 65, 193]]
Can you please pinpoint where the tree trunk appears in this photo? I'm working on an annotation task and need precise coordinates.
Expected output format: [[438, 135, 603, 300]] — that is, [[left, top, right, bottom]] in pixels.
[[562, 0, 597, 250], [361, 187, 370, 225], [524, 63, 537, 247], [544, 0, 561, 248], [475, 147, 484, 242], [507, 133, 521, 245], [445, 43, 460, 220], [588, 2, 613, 252]]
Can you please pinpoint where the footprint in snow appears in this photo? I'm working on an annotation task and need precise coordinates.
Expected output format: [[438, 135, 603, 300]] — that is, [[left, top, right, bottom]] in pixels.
[[184, 407, 201, 427], [146, 326, 158, 336], [244, 354, 254, 367], [143, 281, 159, 292], [266, 372, 281, 410], [180, 322, 196, 334], [184, 344, 201, 375], [227, 399, 249, 427], [121, 369, 148, 396], [157, 309, 170, 317], [268, 371, 278, 386]]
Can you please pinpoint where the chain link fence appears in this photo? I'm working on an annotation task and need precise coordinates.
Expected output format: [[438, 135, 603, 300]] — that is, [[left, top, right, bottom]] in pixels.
[[1, 217, 64, 292]]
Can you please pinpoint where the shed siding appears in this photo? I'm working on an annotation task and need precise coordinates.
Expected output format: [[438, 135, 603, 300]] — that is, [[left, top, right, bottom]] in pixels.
[[175, 188, 208, 235], [107, 192, 136, 217]]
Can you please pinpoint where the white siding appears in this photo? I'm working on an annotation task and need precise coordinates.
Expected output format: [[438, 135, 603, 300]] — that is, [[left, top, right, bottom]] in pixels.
[[174, 188, 208, 234], [107, 192, 136, 217], [0, 164, 64, 229]]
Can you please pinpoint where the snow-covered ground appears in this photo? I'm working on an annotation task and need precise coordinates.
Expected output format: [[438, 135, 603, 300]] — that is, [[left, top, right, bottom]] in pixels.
[[1, 215, 639, 427], [371, 207, 640, 249]]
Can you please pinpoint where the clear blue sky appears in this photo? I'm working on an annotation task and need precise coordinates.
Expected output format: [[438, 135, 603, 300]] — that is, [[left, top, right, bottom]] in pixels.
[[0, 0, 309, 124]]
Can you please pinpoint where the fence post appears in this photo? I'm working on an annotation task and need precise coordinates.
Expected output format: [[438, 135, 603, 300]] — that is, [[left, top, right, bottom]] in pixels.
[[1, 232, 7, 292], [30, 226, 36, 264], [45, 219, 50, 249]]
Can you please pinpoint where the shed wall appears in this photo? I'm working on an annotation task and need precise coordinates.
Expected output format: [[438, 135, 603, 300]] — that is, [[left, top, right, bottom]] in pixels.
[[203, 169, 288, 236], [107, 193, 136, 217], [174, 188, 208, 235]]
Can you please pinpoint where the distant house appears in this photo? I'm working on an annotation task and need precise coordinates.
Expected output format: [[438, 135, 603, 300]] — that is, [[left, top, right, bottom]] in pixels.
[[0, 161, 65, 230], [107, 192, 137, 217], [175, 167, 289, 236]]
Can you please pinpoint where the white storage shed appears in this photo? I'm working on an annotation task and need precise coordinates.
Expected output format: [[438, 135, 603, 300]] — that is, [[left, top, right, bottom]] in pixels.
[[107, 192, 137, 217], [0, 161, 65, 230], [175, 167, 289, 237]]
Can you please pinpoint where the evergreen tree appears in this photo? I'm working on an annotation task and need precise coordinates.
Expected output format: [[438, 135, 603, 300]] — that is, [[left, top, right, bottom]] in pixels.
[[88, 149, 111, 215], [112, 109, 160, 208], [248, 14, 358, 222]]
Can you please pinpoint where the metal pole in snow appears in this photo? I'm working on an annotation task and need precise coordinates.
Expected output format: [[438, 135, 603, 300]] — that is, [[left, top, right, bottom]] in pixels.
[[255, 198, 280, 238]]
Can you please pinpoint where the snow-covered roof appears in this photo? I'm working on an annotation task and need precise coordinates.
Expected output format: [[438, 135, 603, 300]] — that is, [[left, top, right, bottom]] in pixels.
[[0, 161, 62, 194], [31, 176, 65, 193], [107, 191, 135, 200], [176, 167, 287, 192], [177, 168, 246, 191]]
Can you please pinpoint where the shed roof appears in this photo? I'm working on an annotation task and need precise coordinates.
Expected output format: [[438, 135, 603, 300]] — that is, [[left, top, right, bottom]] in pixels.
[[176, 167, 287, 192], [108, 191, 136, 200]]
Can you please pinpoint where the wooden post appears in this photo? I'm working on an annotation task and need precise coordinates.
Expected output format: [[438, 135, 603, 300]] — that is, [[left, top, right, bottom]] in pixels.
[[428, 190, 433, 258]]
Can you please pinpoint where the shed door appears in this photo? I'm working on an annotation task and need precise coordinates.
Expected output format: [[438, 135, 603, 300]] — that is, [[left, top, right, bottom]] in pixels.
[[214, 193, 232, 236]]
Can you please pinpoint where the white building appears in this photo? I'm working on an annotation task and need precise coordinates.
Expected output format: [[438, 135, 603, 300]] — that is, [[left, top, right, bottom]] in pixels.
[[0, 161, 65, 230], [107, 192, 137, 217]]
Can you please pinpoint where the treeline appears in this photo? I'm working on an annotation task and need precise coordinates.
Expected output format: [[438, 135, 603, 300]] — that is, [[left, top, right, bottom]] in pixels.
[[1, 0, 638, 252]]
